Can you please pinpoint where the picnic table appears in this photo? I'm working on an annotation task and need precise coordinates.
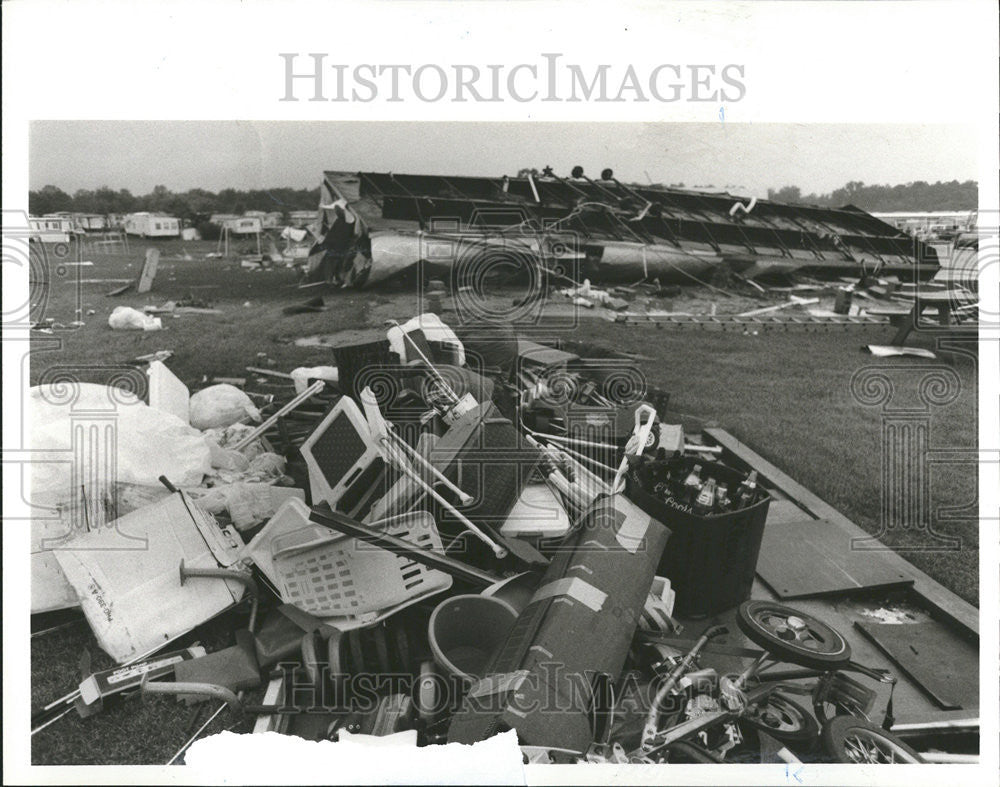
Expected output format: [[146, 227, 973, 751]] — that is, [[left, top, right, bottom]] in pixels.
[[866, 289, 976, 345]]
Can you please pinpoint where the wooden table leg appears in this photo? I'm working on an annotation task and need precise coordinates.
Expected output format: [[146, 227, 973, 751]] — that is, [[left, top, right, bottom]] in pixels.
[[891, 303, 920, 345]]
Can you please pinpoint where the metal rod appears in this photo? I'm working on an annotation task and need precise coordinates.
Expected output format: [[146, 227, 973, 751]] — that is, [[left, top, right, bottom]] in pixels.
[[533, 436, 618, 477], [642, 624, 729, 747], [179, 562, 259, 630], [231, 380, 326, 450], [308, 508, 501, 587], [31, 707, 73, 736], [384, 442, 508, 558], [141, 675, 242, 712], [384, 430, 473, 505], [167, 702, 228, 765], [522, 433, 606, 511], [245, 366, 296, 379], [734, 651, 770, 690], [524, 431, 724, 457]]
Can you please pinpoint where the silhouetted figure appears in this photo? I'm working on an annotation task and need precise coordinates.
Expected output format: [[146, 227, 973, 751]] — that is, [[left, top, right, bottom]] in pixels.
[[318, 203, 355, 285]]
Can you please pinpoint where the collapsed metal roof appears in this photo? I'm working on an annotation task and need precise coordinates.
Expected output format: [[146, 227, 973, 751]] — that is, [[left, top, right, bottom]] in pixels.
[[320, 170, 938, 284]]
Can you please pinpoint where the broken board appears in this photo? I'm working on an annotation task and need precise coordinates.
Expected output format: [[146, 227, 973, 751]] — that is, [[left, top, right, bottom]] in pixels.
[[137, 248, 159, 294], [755, 518, 913, 599], [855, 620, 979, 710]]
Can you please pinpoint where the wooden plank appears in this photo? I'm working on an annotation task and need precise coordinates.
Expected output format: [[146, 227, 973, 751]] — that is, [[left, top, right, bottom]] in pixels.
[[764, 498, 811, 524], [756, 518, 913, 599], [855, 620, 979, 711], [517, 339, 579, 368], [891, 303, 919, 344], [891, 709, 980, 733], [703, 427, 979, 637], [137, 248, 159, 294]]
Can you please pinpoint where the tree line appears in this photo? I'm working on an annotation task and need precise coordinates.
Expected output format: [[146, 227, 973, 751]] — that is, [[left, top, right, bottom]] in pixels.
[[29, 178, 978, 221], [766, 180, 977, 212], [28, 185, 322, 222]]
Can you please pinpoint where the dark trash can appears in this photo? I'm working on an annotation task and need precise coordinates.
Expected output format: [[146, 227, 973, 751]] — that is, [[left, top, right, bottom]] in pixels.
[[331, 339, 396, 401], [626, 458, 770, 618]]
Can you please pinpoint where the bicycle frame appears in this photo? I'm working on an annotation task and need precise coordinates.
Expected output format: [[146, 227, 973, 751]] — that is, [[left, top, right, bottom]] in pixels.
[[635, 631, 897, 761]]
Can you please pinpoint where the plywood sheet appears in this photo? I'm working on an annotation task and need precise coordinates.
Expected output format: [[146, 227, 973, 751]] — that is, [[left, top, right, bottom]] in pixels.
[[855, 620, 979, 710], [756, 518, 913, 599]]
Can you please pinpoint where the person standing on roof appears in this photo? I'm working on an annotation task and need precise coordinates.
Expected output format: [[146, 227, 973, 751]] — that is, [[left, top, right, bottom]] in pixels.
[[318, 201, 356, 286]]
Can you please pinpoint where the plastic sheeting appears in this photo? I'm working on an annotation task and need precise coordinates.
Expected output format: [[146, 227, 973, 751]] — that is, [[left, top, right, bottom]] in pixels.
[[29, 383, 213, 613]]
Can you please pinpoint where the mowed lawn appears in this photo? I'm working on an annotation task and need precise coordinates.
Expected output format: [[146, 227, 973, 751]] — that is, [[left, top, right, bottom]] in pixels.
[[27, 238, 978, 763], [29, 239, 980, 602]]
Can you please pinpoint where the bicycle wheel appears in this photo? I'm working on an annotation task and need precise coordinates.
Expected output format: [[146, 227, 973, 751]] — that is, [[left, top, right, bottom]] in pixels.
[[742, 693, 819, 746], [820, 715, 924, 764], [737, 601, 851, 670]]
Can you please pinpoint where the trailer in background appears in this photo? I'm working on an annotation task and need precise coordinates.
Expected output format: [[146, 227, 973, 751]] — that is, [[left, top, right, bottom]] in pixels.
[[72, 213, 108, 232], [29, 215, 75, 243], [123, 212, 181, 238], [288, 210, 317, 228], [245, 210, 283, 230]]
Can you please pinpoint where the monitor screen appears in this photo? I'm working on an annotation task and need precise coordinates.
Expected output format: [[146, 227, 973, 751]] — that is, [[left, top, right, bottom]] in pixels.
[[309, 411, 368, 488]]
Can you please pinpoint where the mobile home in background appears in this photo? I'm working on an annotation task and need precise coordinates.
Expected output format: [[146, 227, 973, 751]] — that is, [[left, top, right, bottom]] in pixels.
[[871, 210, 978, 240], [123, 212, 181, 238], [28, 215, 75, 243], [244, 210, 283, 230], [70, 213, 108, 232], [212, 215, 263, 235]]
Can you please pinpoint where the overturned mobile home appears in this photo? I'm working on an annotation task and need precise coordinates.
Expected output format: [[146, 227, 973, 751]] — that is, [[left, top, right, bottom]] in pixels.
[[310, 169, 940, 288]]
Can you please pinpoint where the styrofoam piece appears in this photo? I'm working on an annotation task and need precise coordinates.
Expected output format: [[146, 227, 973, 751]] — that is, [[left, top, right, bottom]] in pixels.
[[147, 360, 190, 424], [500, 483, 572, 539]]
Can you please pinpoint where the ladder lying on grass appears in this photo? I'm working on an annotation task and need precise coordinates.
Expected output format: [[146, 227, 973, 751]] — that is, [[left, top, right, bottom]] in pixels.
[[608, 312, 894, 332]]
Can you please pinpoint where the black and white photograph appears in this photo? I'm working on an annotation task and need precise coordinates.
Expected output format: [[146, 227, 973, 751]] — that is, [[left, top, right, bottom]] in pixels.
[[3, 2, 998, 785]]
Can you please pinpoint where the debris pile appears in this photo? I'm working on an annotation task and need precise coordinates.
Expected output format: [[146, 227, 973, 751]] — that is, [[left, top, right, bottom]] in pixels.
[[30, 311, 928, 766]]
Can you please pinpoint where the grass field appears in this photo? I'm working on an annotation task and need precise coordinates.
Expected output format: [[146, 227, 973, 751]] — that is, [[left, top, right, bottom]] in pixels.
[[27, 238, 978, 763]]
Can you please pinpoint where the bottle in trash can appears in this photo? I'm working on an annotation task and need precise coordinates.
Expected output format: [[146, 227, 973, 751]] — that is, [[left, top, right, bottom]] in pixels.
[[683, 464, 703, 502], [715, 483, 731, 513], [693, 477, 717, 515], [734, 470, 759, 509]]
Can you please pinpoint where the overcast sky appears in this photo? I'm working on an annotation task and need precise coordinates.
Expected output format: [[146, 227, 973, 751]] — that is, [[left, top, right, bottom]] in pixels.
[[29, 121, 977, 197]]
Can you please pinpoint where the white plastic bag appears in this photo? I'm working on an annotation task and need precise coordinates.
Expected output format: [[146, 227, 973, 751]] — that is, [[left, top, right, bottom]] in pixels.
[[29, 383, 212, 496], [189, 384, 261, 430], [191, 483, 303, 531], [108, 306, 162, 331], [221, 483, 275, 530]]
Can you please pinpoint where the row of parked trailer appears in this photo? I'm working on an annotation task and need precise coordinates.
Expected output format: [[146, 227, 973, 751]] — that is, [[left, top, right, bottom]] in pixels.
[[28, 210, 320, 242], [29, 212, 181, 241]]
